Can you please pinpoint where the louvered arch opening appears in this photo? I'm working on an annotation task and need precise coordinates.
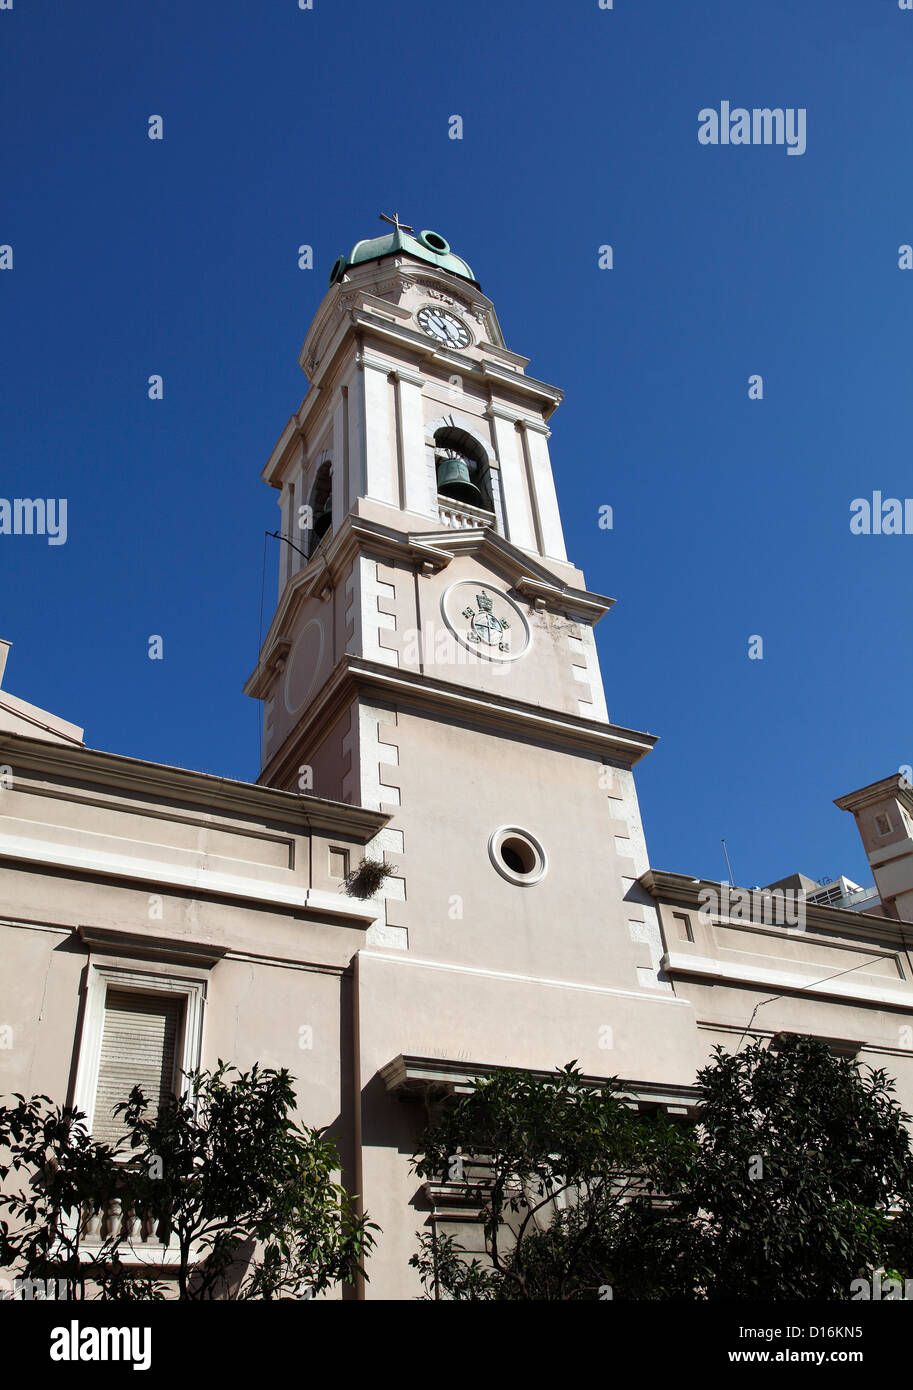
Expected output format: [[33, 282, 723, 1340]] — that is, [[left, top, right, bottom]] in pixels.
[[93, 989, 183, 1145], [307, 460, 333, 558]]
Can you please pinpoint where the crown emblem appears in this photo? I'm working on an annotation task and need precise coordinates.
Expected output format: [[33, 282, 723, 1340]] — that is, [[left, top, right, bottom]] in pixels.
[[462, 588, 510, 651]]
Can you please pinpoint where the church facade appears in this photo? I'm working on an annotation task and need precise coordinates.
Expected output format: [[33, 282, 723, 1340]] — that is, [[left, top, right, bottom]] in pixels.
[[3, 223, 913, 1298]]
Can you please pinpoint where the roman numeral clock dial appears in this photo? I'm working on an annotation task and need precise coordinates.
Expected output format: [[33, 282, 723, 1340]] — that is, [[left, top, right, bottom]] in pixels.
[[416, 305, 471, 348]]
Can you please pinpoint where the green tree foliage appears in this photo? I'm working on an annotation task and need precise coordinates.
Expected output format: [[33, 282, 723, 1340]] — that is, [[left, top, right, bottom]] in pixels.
[[410, 1062, 694, 1299], [682, 1034, 913, 1298], [410, 1040, 913, 1300], [0, 1092, 157, 1300], [0, 1063, 376, 1300]]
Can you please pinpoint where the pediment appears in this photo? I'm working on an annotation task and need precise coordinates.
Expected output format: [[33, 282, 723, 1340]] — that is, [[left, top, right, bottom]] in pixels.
[[406, 526, 615, 624]]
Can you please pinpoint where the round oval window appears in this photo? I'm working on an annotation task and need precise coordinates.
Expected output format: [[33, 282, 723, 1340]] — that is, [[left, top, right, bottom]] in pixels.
[[488, 827, 547, 886], [418, 229, 450, 255]]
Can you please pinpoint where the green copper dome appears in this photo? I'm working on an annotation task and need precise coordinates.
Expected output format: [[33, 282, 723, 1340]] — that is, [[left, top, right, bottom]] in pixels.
[[329, 226, 477, 288]]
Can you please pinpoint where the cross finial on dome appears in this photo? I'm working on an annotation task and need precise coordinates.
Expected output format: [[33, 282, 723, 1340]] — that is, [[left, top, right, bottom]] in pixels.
[[379, 211, 414, 234]]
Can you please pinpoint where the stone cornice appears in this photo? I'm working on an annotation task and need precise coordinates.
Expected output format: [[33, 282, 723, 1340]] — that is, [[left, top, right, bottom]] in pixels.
[[518, 417, 552, 437], [258, 653, 656, 788], [262, 416, 305, 491], [484, 402, 554, 438], [406, 529, 612, 617], [388, 365, 426, 388], [477, 341, 530, 371], [348, 658, 654, 756], [835, 775, 913, 816], [345, 310, 562, 411], [77, 924, 229, 968], [0, 826, 381, 920], [638, 868, 913, 945], [0, 731, 388, 841], [354, 350, 448, 393], [380, 1054, 701, 1116], [0, 690, 85, 745]]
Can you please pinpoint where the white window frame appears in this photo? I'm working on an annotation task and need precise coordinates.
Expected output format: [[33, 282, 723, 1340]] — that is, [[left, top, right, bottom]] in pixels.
[[73, 963, 207, 1135]]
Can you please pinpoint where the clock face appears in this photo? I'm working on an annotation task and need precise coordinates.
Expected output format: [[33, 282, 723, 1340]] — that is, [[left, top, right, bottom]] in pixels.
[[416, 305, 471, 349]]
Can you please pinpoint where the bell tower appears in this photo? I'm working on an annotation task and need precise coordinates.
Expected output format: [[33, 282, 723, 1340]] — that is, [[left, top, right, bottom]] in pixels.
[[245, 219, 701, 1295], [244, 214, 674, 994]]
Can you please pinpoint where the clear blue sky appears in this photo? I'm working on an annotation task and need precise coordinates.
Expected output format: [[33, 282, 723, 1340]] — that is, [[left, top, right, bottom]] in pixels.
[[2, 0, 911, 890]]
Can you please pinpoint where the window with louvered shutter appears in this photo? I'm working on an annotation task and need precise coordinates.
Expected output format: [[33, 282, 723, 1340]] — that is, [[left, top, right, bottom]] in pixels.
[[93, 989, 183, 1145]]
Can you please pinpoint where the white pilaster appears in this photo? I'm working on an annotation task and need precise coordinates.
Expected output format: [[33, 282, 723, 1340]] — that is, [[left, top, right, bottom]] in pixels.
[[489, 407, 535, 551], [524, 423, 567, 561], [278, 485, 291, 598], [396, 371, 437, 520], [331, 398, 346, 527], [345, 369, 364, 506], [361, 357, 396, 506]]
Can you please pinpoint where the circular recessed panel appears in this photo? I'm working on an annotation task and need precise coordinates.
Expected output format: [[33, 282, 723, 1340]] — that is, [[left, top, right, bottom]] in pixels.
[[284, 619, 325, 715], [488, 826, 547, 886], [440, 581, 530, 662]]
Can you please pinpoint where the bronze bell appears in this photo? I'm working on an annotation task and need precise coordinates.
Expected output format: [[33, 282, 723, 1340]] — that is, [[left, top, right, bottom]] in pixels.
[[436, 453, 484, 507]]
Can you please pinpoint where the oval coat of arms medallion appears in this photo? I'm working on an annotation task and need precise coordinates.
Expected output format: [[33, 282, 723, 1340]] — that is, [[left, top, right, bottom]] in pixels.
[[440, 581, 531, 662]]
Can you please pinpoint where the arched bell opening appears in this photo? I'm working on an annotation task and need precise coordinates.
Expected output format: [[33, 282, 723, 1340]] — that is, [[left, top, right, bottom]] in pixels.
[[432, 427, 492, 513], [307, 460, 333, 559]]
